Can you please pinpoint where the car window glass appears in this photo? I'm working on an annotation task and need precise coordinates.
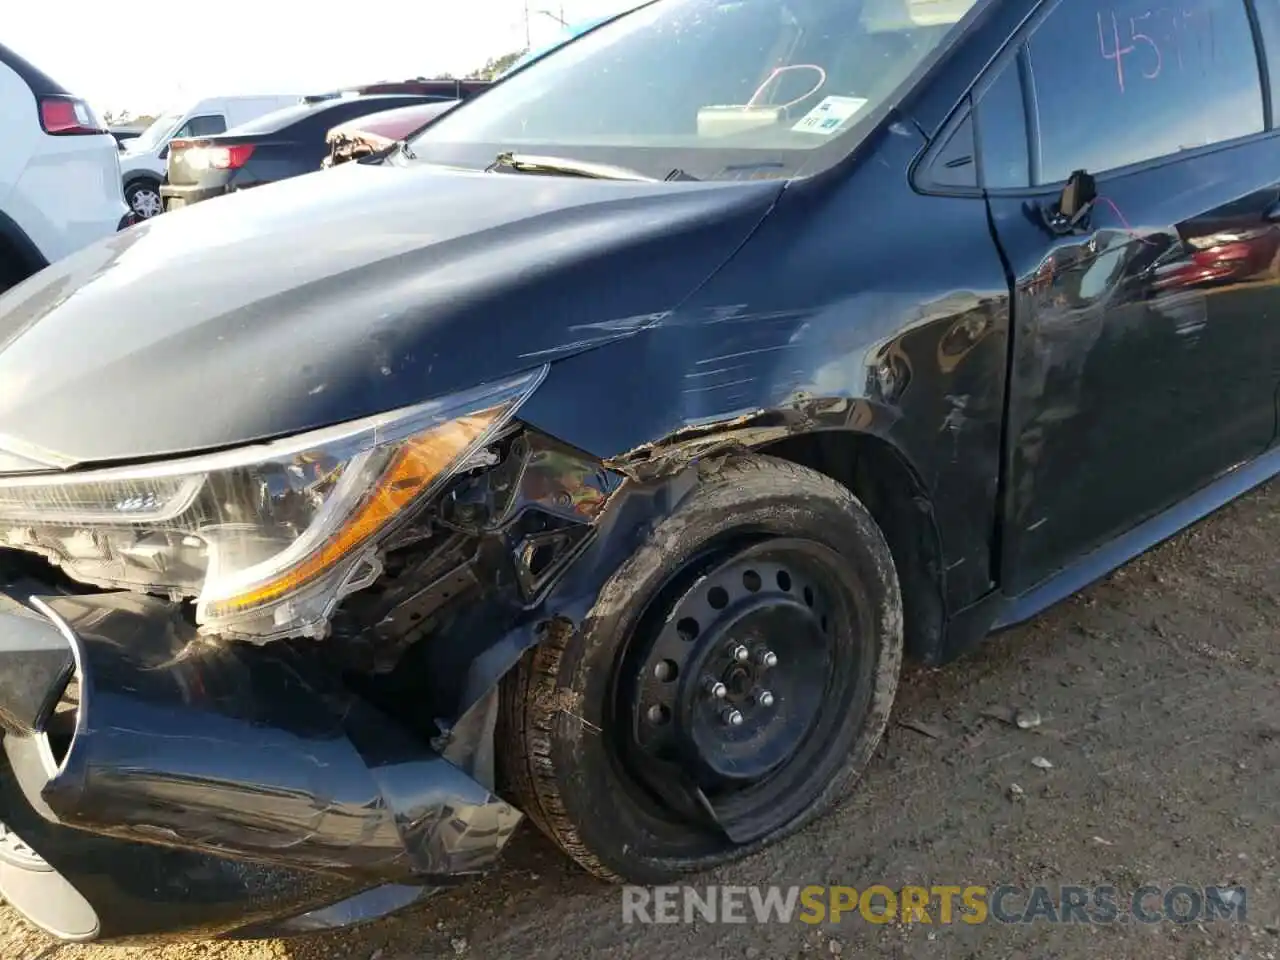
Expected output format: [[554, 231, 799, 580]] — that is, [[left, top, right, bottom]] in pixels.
[[292, 97, 435, 136], [1025, 0, 1263, 184], [230, 99, 357, 135], [175, 114, 227, 138], [974, 55, 1030, 189], [925, 106, 978, 189], [129, 112, 182, 152], [408, 0, 982, 180]]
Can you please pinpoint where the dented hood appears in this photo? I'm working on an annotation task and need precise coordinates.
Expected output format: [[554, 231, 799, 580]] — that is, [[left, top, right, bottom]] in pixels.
[[0, 162, 782, 468]]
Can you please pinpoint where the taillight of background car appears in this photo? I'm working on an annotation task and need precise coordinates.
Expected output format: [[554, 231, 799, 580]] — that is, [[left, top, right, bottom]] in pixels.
[[38, 95, 107, 136], [197, 145, 256, 170]]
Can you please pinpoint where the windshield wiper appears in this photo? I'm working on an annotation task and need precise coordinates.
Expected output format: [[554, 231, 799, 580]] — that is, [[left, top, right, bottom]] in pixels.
[[487, 151, 698, 182]]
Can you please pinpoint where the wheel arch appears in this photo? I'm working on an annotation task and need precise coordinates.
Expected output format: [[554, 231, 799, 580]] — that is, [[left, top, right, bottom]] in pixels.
[[752, 429, 947, 665], [122, 172, 162, 190], [414, 418, 950, 752], [0, 210, 47, 288], [518, 385, 953, 667]]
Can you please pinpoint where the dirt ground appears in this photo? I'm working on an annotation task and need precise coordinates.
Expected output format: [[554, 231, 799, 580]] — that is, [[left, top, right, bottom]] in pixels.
[[4, 480, 1279, 960]]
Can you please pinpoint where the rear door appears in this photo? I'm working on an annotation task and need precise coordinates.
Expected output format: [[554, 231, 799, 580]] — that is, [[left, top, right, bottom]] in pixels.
[[973, 0, 1280, 595]]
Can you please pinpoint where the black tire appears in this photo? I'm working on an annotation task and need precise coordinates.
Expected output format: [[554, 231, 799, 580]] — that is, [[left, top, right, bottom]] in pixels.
[[497, 453, 903, 883], [124, 179, 164, 220], [0, 251, 26, 297]]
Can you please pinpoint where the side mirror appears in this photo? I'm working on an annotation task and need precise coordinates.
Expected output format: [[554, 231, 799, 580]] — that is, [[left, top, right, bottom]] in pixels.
[[1058, 169, 1097, 222], [1038, 169, 1096, 236], [159, 143, 169, 161]]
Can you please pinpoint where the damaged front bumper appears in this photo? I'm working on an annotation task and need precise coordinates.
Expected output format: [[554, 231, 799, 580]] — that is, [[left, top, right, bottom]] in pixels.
[[0, 588, 521, 944], [0, 422, 695, 944]]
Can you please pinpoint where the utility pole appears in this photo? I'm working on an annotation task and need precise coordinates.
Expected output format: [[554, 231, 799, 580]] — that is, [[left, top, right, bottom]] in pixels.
[[530, 7, 569, 27], [524, 0, 532, 48]]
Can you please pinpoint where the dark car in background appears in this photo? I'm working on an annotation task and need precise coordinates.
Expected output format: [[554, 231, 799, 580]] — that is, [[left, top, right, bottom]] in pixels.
[[356, 77, 491, 98], [304, 78, 491, 103], [323, 99, 462, 167], [160, 94, 442, 211], [108, 126, 145, 145]]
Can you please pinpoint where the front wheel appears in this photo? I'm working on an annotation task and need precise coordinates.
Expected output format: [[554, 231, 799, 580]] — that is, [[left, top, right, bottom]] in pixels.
[[498, 454, 903, 883], [124, 180, 163, 219]]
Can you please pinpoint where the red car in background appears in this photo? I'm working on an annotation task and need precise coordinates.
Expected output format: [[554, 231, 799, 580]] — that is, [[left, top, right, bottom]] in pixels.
[[1150, 187, 1280, 294]]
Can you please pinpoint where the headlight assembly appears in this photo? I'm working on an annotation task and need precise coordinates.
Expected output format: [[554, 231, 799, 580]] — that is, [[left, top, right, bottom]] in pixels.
[[0, 368, 546, 640]]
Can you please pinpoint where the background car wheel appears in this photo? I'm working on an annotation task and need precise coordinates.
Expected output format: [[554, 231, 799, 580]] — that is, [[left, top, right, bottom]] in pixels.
[[498, 453, 903, 883], [0, 819, 99, 940], [125, 180, 164, 219]]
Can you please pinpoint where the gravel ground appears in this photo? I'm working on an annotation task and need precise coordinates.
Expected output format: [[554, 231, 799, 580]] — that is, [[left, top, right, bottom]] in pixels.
[[4, 480, 1279, 960]]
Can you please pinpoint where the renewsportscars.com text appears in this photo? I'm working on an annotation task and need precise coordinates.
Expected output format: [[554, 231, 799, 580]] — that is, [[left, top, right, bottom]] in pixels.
[[621, 884, 1248, 925]]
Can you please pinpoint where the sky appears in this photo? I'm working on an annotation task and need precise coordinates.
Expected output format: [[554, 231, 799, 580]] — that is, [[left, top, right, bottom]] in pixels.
[[4, 0, 642, 117]]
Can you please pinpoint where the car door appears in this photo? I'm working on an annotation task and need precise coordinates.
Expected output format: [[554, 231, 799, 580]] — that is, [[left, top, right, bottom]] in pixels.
[[973, 0, 1280, 595]]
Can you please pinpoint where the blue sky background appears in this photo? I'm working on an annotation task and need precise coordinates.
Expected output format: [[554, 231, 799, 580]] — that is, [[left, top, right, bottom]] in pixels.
[[5, 0, 641, 115]]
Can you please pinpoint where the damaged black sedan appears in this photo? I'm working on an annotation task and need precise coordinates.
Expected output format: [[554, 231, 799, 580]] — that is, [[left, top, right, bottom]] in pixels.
[[3, 0, 1280, 944]]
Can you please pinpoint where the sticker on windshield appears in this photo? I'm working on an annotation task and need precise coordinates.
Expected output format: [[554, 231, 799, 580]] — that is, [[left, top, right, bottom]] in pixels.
[[791, 96, 869, 135]]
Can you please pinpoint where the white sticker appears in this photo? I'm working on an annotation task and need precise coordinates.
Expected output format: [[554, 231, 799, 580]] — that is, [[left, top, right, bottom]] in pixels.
[[791, 96, 869, 135]]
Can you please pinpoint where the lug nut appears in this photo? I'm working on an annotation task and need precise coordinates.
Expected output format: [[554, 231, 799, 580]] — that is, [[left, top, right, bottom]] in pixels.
[[731, 644, 750, 663], [646, 704, 667, 724], [653, 661, 673, 681], [704, 678, 728, 699], [722, 708, 745, 727], [757, 649, 778, 668], [756, 690, 775, 708]]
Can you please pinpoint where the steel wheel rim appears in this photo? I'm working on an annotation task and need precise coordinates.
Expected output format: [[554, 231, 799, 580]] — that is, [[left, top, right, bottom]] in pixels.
[[0, 820, 49, 871], [131, 189, 162, 218], [611, 536, 877, 842]]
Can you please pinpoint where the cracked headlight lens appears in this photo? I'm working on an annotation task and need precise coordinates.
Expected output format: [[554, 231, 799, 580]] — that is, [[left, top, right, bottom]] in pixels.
[[0, 369, 545, 640]]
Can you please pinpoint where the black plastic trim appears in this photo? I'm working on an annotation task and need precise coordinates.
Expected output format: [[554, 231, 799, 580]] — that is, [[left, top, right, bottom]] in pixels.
[[911, 96, 981, 197], [0, 42, 69, 99], [1246, 0, 1280, 129], [0, 210, 48, 278]]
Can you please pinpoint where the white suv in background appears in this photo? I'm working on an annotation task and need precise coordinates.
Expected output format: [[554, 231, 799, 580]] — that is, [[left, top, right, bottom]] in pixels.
[[0, 42, 131, 296]]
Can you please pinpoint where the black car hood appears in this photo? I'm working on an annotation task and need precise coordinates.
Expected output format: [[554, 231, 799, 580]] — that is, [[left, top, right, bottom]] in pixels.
[[0, 162, 782, 469]]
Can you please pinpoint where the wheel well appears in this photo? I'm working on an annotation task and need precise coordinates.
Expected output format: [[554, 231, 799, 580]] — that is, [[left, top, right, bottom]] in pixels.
[[0, 230, 41, 291], [756, 431, 947, 663], [124, 175, 161, 190]]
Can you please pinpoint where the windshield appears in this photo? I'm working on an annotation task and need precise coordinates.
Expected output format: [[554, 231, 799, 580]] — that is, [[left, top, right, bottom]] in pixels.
[[129, 112, 183, 152], [502, 14, 614, 75], [408, 0, 979, 180]]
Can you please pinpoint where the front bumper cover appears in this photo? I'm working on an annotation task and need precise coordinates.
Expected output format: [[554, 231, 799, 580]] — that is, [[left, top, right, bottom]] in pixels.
[[0, 428, 694, 944], [0, 589, 520, 944]]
